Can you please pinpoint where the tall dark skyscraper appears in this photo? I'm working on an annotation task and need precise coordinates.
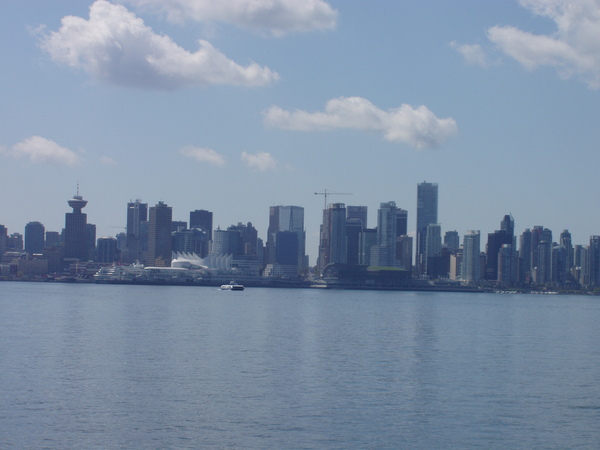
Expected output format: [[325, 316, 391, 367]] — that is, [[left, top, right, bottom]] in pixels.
[[190, 210, 213, 241], [64, 191, 88, 260], [485, 214, 514, 281], [25, 221, 45, 254], [416, 182, 438, 274], [125, 199, 148, 264], [318, 203, 347, 272], [147, 201, 172, 267], [0, 224, 8, 256]]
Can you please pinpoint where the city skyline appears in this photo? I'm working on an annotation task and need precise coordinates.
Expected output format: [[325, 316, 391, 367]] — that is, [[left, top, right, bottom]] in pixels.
[[1, 185, 598, 268], [2, 1, 600, 262]]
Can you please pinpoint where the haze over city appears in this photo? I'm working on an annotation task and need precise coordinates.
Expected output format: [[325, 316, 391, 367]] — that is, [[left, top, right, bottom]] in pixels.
[[2, 0, 600, 264]]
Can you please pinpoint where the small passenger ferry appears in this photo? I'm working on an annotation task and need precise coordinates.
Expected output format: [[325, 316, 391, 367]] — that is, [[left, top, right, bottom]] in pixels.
[[220, 281, 244, 291]]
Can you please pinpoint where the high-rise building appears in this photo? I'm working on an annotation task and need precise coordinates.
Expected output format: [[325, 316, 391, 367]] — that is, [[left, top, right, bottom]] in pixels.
[[375, 201, 398, 267], [498, 244, 516, 285], [97, 236, 118, 263], [359, 228, 377, 266], [485, 214, 514, 281], [64, 191, 89, 260], [190, 210, 213, 241], [7, 233, 23, 251], [462, 230, 481, 282], [171, 221, 187, 232], [0, 225, 6, 256], [172, 228, 208, 255], [346, 206, 368, 228], [147, 201, 172, 267], [395, 235, 413, 270], [519, 228, 532, 283], [560, 230, 574, 275], [345, 206, 367, 266], [267, 206, 306, 272], [552, 244, 569, 285], [345, 219, 363, 265], [125, 199, 148, 264], [416, 182, 438, 274], [396, 209, 408, 236], [86, 223, 96, 261], [318, 203, 347, 271], [425, 223, 442, 276], [212, 228, 242, 256], [189, 209, 213, 256], [587, 236, 600, 287], [25, 221, 45, 254], [228, 222, 258, 257], [127, 200, 148, 239], [444, 230, 460, 253], [45, 231, 61, 248]]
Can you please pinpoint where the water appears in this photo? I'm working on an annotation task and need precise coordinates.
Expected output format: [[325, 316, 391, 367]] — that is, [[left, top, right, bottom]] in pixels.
[[1, 282, 599, 449]]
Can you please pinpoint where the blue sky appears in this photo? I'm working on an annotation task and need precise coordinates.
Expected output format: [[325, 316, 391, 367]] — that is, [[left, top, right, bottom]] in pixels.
[[2, 0, 600, 263]]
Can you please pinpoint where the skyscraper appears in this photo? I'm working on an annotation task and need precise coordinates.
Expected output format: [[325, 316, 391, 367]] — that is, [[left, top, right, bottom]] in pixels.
[[64, 191, 89, 260], [425, 223, 442, 276], [462, 230, 481, 282], [346, 206, 368, 228], [485, 214, 514, 281], [190, 210, 213, 241], [267, 205, 306, 271], [416, 182, 438, 274], [97, 236, 118, 263], [318, 203, 347, 272], [374, 201, 398, 267], [189, 209, 213, 256], [147, 201, 172, 267], [0, 225, 7, 256], [25, 221, 45, 254]]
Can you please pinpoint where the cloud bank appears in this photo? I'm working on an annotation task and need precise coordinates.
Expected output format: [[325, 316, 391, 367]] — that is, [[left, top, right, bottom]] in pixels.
[[119, 0, 338, 36], [0, 136, 81, 166], [180, 146, 226, 166], [456, 0, 600, 89], [263, 97, 458, 149], [241, 151, 278, 171], [41, 0, 278, 89]]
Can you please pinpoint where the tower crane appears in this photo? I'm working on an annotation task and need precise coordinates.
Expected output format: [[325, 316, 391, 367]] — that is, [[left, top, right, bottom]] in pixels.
[[314, 189, 353, 209]]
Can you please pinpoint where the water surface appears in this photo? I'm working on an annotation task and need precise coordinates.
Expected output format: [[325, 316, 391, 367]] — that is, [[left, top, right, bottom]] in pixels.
[[1, 282, 599, 448]]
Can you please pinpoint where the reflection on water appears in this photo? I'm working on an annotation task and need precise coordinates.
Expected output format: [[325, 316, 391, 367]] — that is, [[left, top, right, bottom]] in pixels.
[[1, 282, 599, 448]]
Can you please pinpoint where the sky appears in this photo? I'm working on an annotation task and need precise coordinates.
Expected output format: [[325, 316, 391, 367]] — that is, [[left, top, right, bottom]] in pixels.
[[2, 0, 600, 263]]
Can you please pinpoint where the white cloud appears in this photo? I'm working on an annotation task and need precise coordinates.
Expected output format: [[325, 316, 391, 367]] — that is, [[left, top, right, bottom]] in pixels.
[[119, 0, 338, 36], [180, 146, 226, 166], [40, 0, 279, 89], [486, 0, 600, 89], [451, 41, 492, 67], [263, 96, 458, 149], [241, 151, 278, 171], [0, 136, 81, 166], [99, 155, 117, 165]]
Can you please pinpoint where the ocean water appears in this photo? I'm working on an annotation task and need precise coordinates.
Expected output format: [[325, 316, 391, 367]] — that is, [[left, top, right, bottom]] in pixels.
[[1, 281, 599, 449]]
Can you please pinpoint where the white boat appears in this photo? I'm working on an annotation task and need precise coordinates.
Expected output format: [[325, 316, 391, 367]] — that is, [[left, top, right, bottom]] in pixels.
[[220, 281, 244, 291]]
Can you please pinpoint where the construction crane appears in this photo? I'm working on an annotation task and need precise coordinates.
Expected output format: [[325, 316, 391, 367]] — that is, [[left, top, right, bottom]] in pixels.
[[314, 189, 353, 209]]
